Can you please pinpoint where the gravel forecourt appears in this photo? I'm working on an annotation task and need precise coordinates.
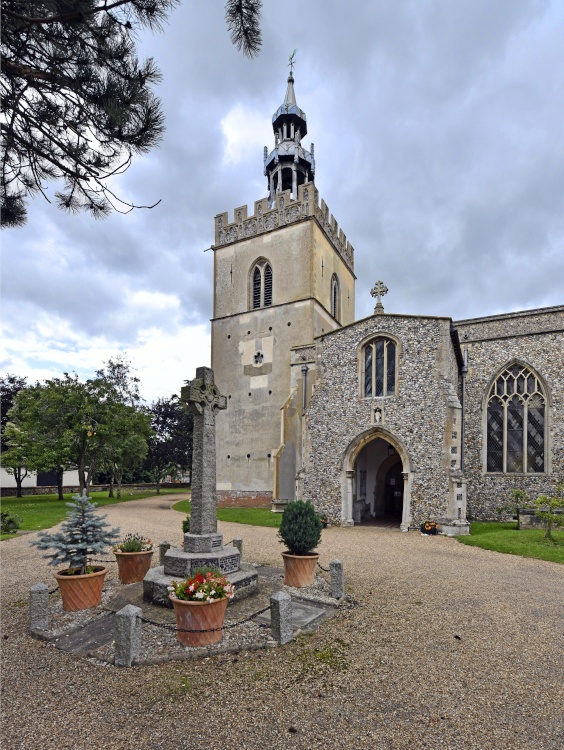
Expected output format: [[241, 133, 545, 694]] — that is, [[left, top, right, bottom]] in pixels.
[[1, 494, 563, 750]]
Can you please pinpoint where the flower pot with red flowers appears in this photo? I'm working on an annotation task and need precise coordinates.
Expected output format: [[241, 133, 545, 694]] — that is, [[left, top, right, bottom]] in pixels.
[[168, 567, 235, 647], [113, 533, 154, 584], [31, 490, 120, 611], [278, 500, 323, 587]]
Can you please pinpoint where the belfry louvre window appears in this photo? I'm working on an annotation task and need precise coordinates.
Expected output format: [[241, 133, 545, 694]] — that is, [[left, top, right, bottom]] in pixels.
[[486, 364, 545, 473], [363, 337, 396, 397], [251, 261, 273, 309]]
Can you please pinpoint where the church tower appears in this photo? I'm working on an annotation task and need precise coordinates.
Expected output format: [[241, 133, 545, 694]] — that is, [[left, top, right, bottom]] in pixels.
[[211, 70, 356, 506]]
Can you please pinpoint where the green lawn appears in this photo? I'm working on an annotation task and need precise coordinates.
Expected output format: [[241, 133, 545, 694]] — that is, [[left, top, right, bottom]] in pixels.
[[457, 521, 564, 564], [0, 489, 188, 539], [172, 500, 282, 528]]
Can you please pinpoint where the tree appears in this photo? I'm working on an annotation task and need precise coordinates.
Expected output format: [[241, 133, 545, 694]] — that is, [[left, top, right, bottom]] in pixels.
[[4, 374, 89, 499], [95, 354, 146, 497], [1, 0, 263, 227], [534, 485, 564, 542], [0, 373, 28, 451], [145, 395, 192, 493], [0, 373, 29, 496], [31, 490, 120, 575], [102, 400, 151, 498], [96, 353, 141, 406]]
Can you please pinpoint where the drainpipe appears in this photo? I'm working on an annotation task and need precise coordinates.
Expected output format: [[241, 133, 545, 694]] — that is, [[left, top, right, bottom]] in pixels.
[[460, 347, 468, 474], [301, 364, 309, 415]]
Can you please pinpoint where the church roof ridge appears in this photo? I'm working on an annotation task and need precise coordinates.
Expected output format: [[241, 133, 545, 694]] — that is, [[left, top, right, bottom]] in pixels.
[[454, 304, 564, 326]]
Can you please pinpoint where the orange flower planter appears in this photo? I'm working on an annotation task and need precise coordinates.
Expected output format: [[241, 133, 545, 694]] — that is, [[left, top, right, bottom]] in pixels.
[[169, 595, 229, 647], [55, 566, 108, 611], [282, 552, 320, 587], [114, 549, 154, 584]]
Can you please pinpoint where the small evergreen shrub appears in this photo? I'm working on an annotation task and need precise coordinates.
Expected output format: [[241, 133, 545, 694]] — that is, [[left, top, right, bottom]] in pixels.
[[182, 514, 191, 533], [31, 490, 120, 575], [1, 511, 22, 534], [278, 500, 322, 555]]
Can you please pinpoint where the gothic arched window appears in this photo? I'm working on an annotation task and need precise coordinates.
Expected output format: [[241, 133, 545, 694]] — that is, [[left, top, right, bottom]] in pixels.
[[363, 337, 396, 398], [331, 274, 340, 321], [250, 260, 273, 309], [486, 364, 546, 473]]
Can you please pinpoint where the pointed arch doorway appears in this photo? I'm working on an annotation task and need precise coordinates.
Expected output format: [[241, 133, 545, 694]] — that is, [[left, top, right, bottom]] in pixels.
[[342, 430, 411, 529]]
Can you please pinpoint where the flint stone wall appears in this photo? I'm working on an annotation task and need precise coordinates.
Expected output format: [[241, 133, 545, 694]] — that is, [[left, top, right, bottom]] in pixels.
[[302, 314, 460, 525], [456, 307, 564, 520]]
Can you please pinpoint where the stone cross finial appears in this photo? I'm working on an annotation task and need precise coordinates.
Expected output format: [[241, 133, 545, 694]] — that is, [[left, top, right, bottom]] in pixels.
[[371, 280, 388, 313], [180, 367, 227, 537]]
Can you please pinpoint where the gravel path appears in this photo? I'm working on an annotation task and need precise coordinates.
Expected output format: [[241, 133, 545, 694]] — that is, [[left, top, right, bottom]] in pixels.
[[1, 495, 563, 750]]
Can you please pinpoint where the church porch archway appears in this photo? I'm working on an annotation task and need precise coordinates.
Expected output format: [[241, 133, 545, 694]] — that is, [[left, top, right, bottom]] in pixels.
[[341, 430, 412, 530]]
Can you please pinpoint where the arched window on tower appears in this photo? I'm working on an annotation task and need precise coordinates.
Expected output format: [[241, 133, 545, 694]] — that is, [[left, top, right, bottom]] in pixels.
[[250, 260, 273, 310], [486, 363, 546, 473], [331, 274, 340, 322], [362, 337, 397, 398]]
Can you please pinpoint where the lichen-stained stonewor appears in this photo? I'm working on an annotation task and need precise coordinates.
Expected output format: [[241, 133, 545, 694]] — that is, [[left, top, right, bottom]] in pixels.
[[180, 367, 227, 541]]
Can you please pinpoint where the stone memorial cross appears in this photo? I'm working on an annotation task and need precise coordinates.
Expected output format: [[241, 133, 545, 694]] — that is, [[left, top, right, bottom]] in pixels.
[[180, 367, 227, 537]]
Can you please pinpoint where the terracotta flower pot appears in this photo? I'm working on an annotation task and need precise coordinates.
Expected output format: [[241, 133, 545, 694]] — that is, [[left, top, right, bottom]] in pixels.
[[169, 595, 229, 647], [55, 566, 108, 611], [282, 551, 320, 587], [114, 549, 154, 584]]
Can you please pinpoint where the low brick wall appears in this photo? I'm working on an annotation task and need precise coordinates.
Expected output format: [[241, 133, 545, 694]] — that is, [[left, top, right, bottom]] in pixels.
[[1, 483, 190, 498], [216, 491, 273, 508]]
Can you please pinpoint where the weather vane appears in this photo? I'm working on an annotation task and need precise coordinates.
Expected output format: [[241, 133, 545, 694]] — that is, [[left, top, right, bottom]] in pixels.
[[288, 49, 298, 74]]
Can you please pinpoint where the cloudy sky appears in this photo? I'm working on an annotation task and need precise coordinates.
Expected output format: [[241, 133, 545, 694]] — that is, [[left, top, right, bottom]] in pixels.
[[2, 0, 563, 402]]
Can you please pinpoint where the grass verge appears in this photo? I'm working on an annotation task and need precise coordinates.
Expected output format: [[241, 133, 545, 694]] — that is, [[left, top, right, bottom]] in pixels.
[[457, 521, 564, 564], [172, 500, 282, 528], [0, 489, 188, 539]]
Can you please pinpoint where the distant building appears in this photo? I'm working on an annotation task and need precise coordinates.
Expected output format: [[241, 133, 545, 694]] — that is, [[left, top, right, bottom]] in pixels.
[[0, 468, 80, 490], [211, 71, 563, 530]]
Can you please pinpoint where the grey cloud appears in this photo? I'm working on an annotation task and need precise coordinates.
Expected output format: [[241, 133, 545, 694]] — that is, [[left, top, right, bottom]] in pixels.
[[2, 1, 562, 394]]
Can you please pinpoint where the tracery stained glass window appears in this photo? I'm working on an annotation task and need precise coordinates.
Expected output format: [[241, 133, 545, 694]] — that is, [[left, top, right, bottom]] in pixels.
[[486, 364, 545, 473], [251, 260, 273, 309], [363, 338, 396, 397]]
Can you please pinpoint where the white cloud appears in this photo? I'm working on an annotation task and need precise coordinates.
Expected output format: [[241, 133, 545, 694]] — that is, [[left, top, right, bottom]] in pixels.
[[220, 103, 270, 167]]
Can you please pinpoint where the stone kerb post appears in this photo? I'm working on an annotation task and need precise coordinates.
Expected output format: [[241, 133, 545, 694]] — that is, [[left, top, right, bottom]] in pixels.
[[270, 591, 292, 645], [330, 559, 345, 600], [30, 583, 49, 633], [115, 604, 142, 667]]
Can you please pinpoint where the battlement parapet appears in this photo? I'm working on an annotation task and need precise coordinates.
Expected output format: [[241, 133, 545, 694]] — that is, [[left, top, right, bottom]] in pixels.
[[214, 182, 354, 272]]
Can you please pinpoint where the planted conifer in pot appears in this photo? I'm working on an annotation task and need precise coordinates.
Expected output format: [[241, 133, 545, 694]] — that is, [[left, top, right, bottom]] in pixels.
[[31, 490, 120, 611], [278, 500, 323, 587]]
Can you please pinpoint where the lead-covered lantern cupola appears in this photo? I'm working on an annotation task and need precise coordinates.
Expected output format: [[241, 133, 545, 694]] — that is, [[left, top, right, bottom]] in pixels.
[[264, 70, 315, 205]]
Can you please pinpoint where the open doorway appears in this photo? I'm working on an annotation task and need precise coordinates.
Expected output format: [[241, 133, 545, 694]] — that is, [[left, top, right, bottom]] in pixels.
[[353, 437, 403, 526]]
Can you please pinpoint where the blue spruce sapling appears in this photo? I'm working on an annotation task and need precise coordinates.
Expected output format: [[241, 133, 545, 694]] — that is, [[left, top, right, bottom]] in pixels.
[[32, 490, 120, 575]]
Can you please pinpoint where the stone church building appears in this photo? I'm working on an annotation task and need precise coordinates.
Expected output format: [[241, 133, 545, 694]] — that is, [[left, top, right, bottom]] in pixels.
[[210, 72, 563, 532]]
